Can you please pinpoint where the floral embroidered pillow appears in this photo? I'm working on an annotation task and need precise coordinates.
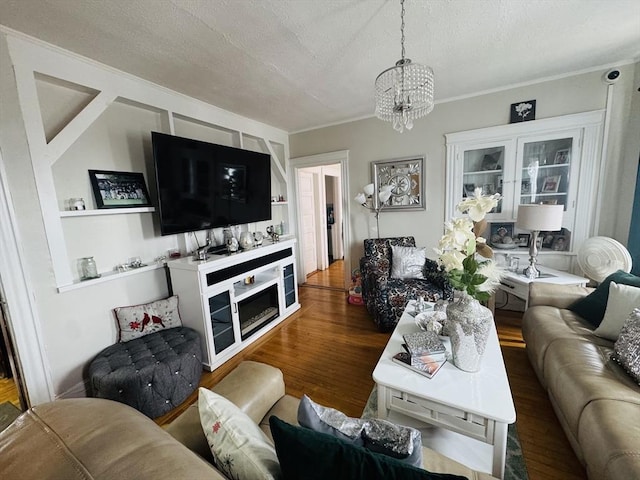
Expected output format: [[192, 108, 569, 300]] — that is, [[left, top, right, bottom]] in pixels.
[[198, 388, 281, 480], [114, 295, 182, 342]]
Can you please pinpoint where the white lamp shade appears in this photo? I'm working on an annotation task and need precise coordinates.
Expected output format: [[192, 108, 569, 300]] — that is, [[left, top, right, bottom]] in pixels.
[[363, 183, 375, 196], [354, 192, 366, 204], [378, 190, 392, 203], [516, 204, 564, 231]]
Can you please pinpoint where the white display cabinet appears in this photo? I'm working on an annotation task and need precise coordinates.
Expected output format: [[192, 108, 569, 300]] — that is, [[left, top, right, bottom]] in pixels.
[[446, 110, 604, 271], [168, 238, 300, 371]]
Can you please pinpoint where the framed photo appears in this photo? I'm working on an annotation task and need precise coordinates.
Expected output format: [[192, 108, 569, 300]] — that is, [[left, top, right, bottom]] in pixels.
[[516, 233, 531, 247], [521, 179, 532, 195], [489, 222, 515, 247], [554, 149, 570, 165], [482, 183, 495, 195], [541, 232, 555, 248], [88, 170, 152, 209], [510, 99, 536, 123], [372, 156, 425, 211], [463, 183, 476, 197], [480, 152, 501, 171], [542, 175, 561, 193], [552, 235, 568, 251]]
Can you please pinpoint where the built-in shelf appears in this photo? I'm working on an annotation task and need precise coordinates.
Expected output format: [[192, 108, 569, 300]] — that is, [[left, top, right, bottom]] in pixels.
[[522, 162, 570, 170], [57, 263, 164, 293], [59, 207, 156, 217], [271, 201, 288, 206], [463, 169, 502, 176]]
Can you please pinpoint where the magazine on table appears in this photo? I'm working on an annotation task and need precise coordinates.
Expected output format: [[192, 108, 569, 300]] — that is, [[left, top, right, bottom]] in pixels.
[[392, 352, 447, 379]]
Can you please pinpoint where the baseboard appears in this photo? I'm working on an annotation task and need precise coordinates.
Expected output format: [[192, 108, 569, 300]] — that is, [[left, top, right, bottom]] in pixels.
[[56, 379, 89, 399]]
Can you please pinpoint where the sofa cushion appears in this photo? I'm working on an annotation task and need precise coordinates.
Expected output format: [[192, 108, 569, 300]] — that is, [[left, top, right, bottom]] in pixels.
[[568, 270, 640, 327], [594, 283, 640, 340], [269, 416, 466, 480], [115, 295, 182, 342], [391, 246, 427, 279], [297, 394, 423, 467], [198, 388, 280, 480], [578, 399, 640, 479], [542, 338, 639, 438], [612, 308, 640, 384]]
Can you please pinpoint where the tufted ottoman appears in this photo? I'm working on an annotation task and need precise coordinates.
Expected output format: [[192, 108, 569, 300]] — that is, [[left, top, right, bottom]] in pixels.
[[89, 326, 202, 418]]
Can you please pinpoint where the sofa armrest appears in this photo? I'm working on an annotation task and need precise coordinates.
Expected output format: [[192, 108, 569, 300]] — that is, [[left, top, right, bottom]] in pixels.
[[528, 283, 593, 309], [166, 361, 286, 462]]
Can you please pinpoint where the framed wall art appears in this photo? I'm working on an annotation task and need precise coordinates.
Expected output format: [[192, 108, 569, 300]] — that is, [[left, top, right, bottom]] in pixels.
[[372, 156, 425, 211], [88, 170, 152, 209], [509, 100, 536, 123]]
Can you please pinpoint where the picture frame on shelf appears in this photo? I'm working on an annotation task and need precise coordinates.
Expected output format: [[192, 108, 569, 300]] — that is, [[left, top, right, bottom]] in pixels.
[[516, 233, 531, 247], [88, 170, 152, 209], [489, 222, 515, 248], [541, 175, 561, 193], [554, 149, 570, 165], [541, 232, 556, 249], [482, 183, 495, 195], [480, 152, 501, 171], [463, 183, 476, 197], [372, 156, 425, 211], [552, 235, 568, 251], [521, 179, 531, 195]]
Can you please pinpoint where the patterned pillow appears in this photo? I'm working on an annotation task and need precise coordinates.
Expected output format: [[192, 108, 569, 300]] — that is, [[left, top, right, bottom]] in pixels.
[[611, 308, 640, 385], [391, 246, 426, 280], [198, 388, 281, 480], [114, 295, 182, 342], [297, 394, 423, 467]]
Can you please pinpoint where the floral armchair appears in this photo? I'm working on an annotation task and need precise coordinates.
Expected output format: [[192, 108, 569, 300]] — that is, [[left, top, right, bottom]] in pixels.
[[359, 237, 453, 332]]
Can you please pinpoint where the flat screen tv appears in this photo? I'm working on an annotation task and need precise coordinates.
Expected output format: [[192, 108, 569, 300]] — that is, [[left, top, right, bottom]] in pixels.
[[152, 132, 272, 235]]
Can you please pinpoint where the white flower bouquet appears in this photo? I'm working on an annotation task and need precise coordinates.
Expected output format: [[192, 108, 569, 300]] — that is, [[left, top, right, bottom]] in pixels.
[[435, 188, 503, 301]]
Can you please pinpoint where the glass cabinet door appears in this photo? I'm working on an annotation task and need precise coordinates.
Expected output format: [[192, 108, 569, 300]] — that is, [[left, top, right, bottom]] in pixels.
[[208, 290, 236, 354], [462, 145, 506, 215], [518, 137, 572, 209]]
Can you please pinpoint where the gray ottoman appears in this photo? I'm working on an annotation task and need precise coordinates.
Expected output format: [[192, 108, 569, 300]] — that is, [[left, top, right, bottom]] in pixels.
[[89, 326, 202, 418]]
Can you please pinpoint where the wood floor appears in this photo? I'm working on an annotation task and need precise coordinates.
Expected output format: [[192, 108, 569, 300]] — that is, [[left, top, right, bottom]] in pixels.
[[0, 377, 19, 408]]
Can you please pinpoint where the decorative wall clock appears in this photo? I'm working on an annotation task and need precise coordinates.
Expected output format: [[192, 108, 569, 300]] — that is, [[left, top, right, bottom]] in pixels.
[[372, 156, 425, 211]]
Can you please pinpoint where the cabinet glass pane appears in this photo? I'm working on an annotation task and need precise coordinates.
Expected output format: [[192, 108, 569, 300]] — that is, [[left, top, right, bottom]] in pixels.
[[208, 291, 235, 354], [462, 146, 504, 213], [519, 138, 572, 211]]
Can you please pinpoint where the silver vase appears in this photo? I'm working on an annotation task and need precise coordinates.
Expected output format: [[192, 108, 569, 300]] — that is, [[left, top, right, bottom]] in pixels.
[[445, 291, 492, 372]]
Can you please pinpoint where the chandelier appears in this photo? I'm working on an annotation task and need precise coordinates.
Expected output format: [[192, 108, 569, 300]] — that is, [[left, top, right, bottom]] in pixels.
[[375, 0, 434, 133]]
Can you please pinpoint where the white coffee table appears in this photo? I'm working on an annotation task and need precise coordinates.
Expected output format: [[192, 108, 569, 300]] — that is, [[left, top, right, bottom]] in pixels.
[[372, 301, 516, 479]]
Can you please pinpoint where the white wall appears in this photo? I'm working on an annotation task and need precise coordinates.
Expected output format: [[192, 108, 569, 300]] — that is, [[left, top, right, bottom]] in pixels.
[[290, 65, 639, 270], [0, 31, 288, 401]]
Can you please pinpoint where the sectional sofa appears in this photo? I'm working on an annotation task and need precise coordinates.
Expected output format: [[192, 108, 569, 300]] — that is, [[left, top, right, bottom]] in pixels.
[[522, 282, 640, 479]]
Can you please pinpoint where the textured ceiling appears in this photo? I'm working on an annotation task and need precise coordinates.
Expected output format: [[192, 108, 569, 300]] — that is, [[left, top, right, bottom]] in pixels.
[[1, 0, 639, 133]]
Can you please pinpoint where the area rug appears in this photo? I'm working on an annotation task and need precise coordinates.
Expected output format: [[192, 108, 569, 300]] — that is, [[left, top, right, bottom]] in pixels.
[[0, 401, 21, 432], [362, 387, 528, 480]]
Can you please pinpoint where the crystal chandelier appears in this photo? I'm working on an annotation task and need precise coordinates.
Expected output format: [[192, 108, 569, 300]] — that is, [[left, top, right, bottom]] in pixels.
[[375, 0, 434, 133]]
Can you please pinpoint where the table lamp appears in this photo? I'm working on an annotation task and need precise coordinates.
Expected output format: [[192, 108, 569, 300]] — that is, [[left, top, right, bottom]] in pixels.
[[516, 204, 564, 278]]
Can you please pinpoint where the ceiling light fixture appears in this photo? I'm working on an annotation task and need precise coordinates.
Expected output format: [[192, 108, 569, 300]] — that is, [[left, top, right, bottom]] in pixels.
[[375, 0, 434, 133]]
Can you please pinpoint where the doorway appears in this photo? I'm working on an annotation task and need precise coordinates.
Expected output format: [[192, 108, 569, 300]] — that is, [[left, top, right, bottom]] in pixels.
[[0, 291, 24, 409], [290, 151, 351, 291]]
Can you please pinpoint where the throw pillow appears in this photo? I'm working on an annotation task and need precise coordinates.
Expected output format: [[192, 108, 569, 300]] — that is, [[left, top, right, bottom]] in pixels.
[[391, 246, 427, 280], [198, 388, 281, 480], [594, 283, 640, 340], [270, 416, 465, 480], [297, 395, 422, 467], [611, 308, 640, 385], [114, 295, 182, 342], [569, 270, 640, 327]]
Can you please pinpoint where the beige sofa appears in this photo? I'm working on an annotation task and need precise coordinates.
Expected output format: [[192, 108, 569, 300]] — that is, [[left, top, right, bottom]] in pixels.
[[0, 361, 496, 479], [522, 283, 640, 480]]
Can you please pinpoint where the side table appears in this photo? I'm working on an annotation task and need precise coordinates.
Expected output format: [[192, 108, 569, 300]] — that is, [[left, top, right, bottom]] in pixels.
[[497, 266, 589, 308]]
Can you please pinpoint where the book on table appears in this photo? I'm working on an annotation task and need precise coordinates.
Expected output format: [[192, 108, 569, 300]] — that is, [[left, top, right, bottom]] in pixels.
[[392, 352, 447, 379], [402, 331, 446, 357]]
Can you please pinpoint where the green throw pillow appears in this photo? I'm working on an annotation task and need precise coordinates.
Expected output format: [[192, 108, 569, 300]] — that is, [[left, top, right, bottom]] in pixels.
[[269, 416, 467, 480], [569, 270, 640, 327]]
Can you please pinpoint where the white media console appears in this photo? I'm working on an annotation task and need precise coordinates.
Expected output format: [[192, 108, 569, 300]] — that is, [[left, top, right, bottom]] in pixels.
[[168, 238, 300, 371]]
